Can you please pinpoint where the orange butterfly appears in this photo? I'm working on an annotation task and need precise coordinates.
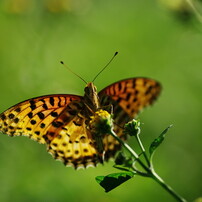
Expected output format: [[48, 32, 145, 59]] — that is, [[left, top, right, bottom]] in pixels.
[[0, 55, 161, 169]]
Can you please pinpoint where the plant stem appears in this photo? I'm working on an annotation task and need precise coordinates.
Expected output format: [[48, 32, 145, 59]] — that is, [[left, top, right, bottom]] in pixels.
[[136, 134, 151, 167], [110, 129, 150, 173], [151, 170, 187, 202], [110, 129, 187, 202]]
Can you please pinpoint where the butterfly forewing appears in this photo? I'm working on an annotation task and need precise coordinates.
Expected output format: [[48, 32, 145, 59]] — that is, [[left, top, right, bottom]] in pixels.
[[0, 94, 101, 169], [99, 78, 161, 160], [0, 94, 82, 144], [99, 78, 161, 119]]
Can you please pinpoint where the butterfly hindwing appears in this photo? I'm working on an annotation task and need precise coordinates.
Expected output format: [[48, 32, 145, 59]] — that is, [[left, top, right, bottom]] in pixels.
[[48, 113, 99, 169]]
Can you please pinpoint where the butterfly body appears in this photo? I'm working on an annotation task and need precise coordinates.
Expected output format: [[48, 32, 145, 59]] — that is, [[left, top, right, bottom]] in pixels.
[[0, 78, 161, 169], [83, 82, 100, 113]]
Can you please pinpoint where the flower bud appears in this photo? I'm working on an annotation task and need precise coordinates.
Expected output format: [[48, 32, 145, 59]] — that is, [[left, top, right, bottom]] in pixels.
[[124, 119, 141, 137]]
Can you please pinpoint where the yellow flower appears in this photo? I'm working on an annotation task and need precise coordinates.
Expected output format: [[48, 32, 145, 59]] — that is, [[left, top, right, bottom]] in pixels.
[[89, 109, 113, 135]]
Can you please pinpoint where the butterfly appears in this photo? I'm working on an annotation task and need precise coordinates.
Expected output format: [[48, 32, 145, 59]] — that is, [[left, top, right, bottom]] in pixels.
[[0, 76, 161, 169]]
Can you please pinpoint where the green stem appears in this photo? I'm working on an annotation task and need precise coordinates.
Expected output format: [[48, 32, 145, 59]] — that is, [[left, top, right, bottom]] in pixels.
[[151, 170, 187, 202], [110, 129, 187, 202], [109, 129, 150, 173], [136, 134, 151, 167]]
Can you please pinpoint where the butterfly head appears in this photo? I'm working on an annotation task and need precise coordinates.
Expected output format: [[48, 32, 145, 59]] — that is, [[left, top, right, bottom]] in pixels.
[[84, 82, 97, 95]]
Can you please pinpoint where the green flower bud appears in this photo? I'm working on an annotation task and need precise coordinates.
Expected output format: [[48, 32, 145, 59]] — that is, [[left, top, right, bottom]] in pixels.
[[124, 119, 141, 137]]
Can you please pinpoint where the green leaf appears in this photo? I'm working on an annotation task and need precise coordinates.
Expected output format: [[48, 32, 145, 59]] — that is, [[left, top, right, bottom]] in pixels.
[[95, 172, 134, 192], [149, 125, 172, 157]]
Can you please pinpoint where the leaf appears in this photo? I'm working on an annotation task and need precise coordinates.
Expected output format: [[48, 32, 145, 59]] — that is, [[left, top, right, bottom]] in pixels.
[[149, 125, 172, 157], [114, 152, 133, 167], [95, 172, 134, 192], [114, 152, 127, 165]]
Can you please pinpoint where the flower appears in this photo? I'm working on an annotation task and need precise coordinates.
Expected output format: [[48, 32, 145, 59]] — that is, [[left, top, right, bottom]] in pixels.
[[89, 109, 113, 136]]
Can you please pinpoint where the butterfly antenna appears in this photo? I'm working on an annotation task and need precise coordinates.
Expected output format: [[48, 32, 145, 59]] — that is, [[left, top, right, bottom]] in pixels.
[[60, 61, 87, 84], [92, 51, 118, 82]]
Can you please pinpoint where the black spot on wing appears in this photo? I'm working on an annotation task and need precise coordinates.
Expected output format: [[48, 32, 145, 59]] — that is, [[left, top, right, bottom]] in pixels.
[[49, 97, 55, 106], [37, 112, 45, 119], [50, 111, 58, 117], [1, 114, 6, 120], [15, 107, 21, 112], [42, 103, 48, 110], [52, 121, 63, 128], [30, 120, 36, 125], [40, 123, 46, 128], [9, 126, 14, 130], [29, 100, 36, 110], [8, 113, 15, 119], [14, 118, 19, 123], [28, 112, 33, 118], [145, 85, 153, 95], [58, 97, 62, 107], [126, 93, 131, 101]]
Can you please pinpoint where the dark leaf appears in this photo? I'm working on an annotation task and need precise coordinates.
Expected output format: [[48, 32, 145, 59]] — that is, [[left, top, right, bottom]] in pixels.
[[95, 172, 134, 192], [115, 152, 127, 165], [114, 152, 134, 169]]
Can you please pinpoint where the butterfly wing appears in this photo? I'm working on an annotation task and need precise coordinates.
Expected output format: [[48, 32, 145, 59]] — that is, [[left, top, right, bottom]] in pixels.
[[0, 94, 103, 169], [47, 112, 100, 169], [98, 78, 161, 159], [0, 94, 82, 144]]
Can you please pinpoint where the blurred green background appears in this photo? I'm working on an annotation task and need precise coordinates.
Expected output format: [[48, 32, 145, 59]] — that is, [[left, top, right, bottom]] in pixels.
[[0, 0, 202, 201]]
